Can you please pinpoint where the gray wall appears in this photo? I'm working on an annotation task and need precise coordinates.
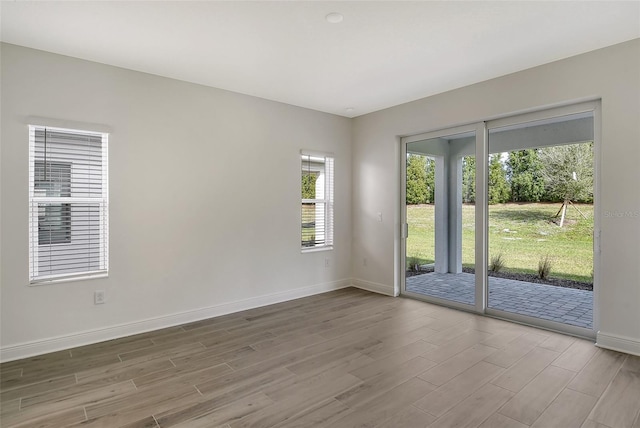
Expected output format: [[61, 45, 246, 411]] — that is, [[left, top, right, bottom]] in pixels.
[[352, 39, 640, 353], [0, 43, 352, 359]]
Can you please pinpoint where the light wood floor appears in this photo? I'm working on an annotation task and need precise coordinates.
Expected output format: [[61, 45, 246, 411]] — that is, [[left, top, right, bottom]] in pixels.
[[1, 288, 639, 428]]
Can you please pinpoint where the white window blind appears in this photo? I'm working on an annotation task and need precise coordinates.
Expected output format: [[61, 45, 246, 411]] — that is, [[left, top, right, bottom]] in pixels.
[[301, 151, 334, 250], [28, 125, 109, 283]]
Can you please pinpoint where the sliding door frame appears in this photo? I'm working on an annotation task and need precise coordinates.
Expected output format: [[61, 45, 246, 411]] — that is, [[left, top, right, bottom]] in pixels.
[[483, 101, 600, 339], [400, 123, 484, 314], [399, 100, 600, 339]]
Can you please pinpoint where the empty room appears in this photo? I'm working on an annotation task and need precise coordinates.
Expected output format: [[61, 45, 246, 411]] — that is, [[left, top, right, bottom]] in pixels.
[[1, 2, 639, 427]]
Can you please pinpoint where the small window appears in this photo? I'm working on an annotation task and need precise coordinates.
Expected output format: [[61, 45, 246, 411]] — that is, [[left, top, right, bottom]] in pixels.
[[301, 151, 334, 250], [28, 125, 109, 283]]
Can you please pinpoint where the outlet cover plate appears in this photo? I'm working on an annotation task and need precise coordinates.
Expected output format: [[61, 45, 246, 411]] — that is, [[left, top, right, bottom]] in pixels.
[[94, 290, 106, 305]]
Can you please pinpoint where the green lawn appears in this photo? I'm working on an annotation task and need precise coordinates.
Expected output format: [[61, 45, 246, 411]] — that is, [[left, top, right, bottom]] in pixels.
[[407, 203, 594, 283]]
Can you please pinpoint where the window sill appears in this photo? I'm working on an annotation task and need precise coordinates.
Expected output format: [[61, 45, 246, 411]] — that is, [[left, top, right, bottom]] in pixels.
[[301, 246, 334, 254], [29, 272, 108, 286]]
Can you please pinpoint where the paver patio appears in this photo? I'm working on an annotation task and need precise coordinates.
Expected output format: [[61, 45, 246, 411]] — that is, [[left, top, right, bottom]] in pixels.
[[406, 272, 593, 329]]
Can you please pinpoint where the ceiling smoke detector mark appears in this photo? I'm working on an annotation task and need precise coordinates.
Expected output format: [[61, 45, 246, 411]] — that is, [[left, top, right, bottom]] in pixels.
[[325, 12, 343, 24]]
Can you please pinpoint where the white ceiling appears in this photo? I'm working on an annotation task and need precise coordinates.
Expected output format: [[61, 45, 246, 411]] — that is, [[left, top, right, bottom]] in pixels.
[[1, 1, 639, 117]]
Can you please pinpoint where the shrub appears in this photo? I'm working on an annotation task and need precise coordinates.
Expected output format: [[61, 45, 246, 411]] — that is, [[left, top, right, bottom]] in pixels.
[[407, 257, 421, 272], [489, 253, 505, 272], [538, 255, 552, 280]]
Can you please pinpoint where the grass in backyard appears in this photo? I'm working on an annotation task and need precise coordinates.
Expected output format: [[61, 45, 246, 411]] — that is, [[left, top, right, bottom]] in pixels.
[[406, 203, 593, 283]]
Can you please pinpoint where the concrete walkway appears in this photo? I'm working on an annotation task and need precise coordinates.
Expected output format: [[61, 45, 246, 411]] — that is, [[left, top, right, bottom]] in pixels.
[[406, 272, 593, 329]]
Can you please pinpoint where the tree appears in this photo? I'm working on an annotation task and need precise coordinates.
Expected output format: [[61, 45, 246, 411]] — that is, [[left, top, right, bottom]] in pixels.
[[462, 156, 475, 203], [425, 157, 435, 203], [507, 149, 545, 202], [539, 142, 593, 226], [488, 154, 510, 204], [406, 154, 428, 204], [301, 172, 317, 199], [539, 143, 593, 203]]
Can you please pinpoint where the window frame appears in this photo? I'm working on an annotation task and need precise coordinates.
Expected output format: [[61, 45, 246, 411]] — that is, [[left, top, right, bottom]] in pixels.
[[301, 151, 334, 252], [28, 125, 109, 284]]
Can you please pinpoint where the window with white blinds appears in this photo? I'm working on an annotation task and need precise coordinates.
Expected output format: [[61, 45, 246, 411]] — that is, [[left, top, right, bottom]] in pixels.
[[301, 151, 334, 250], [28, 125, 109, 283]]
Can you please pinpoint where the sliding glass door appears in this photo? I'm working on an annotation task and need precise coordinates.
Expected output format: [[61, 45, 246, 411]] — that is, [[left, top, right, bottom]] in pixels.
[[401, 102, 598, 336], [402, 125, 479, 310], [486, 110, 596, 332]]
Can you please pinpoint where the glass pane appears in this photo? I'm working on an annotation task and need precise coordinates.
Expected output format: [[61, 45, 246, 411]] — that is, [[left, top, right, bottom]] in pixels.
[[301, 154, 332, 248], [301, 202, 326, 247], [487, 112, 594, 330], [405, 131, 476, 306], [34, 202, 105, 277]]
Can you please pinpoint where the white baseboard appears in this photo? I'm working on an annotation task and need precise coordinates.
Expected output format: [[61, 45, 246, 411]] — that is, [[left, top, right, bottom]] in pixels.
[[0, 279, 351, 363], [352, 278, 396, 296], [596, 331, 640, 356]]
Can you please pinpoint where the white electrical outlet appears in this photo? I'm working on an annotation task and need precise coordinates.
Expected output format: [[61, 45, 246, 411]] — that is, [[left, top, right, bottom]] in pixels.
[[94, 290, 106, 305], [325, 258, 330, 268], [363, 258, 367, 267]]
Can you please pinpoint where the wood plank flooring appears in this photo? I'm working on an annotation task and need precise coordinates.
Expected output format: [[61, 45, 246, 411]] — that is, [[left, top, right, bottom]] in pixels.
[[1, 288, 639, 428]]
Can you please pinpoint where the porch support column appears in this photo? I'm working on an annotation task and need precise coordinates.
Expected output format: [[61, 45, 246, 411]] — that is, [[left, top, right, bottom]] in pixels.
[[434, 155, 448, 273], [448, 156, 463, 273]]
